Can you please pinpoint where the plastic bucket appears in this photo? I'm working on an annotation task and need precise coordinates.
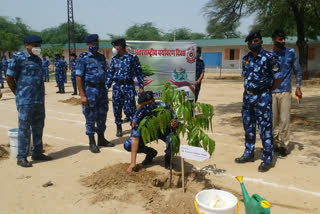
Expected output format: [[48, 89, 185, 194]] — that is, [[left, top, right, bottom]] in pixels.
[[8, 128, 32, 157], [195, 189, 239, 214]]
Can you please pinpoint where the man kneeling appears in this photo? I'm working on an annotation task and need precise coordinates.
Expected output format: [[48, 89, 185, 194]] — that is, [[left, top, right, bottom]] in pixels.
[[124, 91, 179, 172]]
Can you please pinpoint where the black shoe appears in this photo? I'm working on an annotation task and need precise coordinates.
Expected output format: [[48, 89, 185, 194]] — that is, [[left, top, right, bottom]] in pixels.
[[278, 147, 289, 157], [56, 90, 61, 93], [97, 134, 114, 147], [258, 162, 272, 172], [123, 117, 130, 123], [142, 148, 158, 165], [1, 84, 4, 88], [235, 154, 254, 163], [164, 154, 171, 169], [17, 158, 32, 167], [72, 91, 77, 95], [61, 89, 65, 94], [116, 124, 123, 137], [31, 153, 52, 161], [88, 135, 100, 153]]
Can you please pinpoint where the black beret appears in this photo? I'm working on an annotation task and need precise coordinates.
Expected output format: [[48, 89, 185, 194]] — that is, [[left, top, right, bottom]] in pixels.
[[55, 53, 61, 57], [138, 91, 154, 104], [70, 53, 77, 57], [111, 38, 126, 47], [86, 34, 99, 43], [24, 35, 42, 44], [245, 30, 262, 42]]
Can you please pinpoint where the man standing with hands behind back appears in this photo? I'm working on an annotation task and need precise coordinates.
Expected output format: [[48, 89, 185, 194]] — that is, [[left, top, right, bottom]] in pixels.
[[271, 30, 302, 157]]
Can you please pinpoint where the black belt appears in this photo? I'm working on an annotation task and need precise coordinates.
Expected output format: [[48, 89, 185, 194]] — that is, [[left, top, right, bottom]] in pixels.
[[85, 82, 105, 89], [245, 89, 270, 95], [115, 79, 134, 85]]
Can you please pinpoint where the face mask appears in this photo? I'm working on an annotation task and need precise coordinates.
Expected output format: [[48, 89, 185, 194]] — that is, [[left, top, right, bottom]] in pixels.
[[31, 47, 41, 56], [275, 42, 285, 49], [248, 43, 261, 52], [89, 45, 99, 53], [112, 47, 118, 55], [196, 54, 201, 59]]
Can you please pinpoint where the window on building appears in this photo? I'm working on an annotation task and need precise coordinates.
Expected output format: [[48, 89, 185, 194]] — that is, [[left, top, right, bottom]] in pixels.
[[225, 49, 240, 60]]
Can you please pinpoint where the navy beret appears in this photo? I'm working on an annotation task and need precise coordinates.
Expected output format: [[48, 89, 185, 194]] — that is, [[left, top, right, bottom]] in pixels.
[[138, 91, 154, 104], [86, 34, 99, 43], [24, 35, 42, 44], [111, 38, 126, 47], [245, 30, 262, 42]]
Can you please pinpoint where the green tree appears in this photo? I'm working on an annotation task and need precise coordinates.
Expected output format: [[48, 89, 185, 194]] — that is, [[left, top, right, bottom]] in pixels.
[[41, 22, 88, 44], [203, 0, 320, 78], [163, 28, 207, 41], [125, 22, 163, 41]]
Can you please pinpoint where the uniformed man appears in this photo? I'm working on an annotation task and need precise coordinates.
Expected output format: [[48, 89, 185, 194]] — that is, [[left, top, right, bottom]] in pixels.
[[195, 46, 205, 102], [6, 35, 52, 167], [271, 29, 302, 157], [0, 60, 4, 88], [55, 54, 65, 93], [76, 34, 114, 153], [42, 56, 50, 82], [235, 30, 283, 172], [125, 91, 179, 172], [61, 56, 67, 83], [106, 38, 144, 137], [70, 53, 78, 95]]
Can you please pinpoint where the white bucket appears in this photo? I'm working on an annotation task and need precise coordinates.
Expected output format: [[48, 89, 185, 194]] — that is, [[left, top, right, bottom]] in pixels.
[[8, 128, 32, 157], [195, 189, 239, 214]]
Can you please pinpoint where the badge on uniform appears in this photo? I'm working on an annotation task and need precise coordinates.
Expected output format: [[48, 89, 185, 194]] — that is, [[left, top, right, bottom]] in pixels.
[[272, 64, 279, 72]]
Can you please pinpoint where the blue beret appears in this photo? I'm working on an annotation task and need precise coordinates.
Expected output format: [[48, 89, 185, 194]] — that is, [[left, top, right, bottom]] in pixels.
[[138, 91, 154, 104], [24, 35, 42, 44], [111, 38, 126, 47], [245, 30, 262, 42], [86, 34, 99, 43]]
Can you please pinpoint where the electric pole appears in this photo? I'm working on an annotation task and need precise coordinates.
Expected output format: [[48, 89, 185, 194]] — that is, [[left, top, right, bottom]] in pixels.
[[67, 0, 76, 62]]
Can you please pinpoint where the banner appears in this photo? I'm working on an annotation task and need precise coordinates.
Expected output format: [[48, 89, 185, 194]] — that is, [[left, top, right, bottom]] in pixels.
[[126, 41, 197, 99]]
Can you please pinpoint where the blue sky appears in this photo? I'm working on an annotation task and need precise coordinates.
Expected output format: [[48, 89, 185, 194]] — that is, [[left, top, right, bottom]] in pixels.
[[1, 0, 254, 39]]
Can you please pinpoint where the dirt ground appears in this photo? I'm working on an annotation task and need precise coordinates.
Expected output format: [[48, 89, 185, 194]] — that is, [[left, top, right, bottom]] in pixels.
[[0, 76, 320, 214]]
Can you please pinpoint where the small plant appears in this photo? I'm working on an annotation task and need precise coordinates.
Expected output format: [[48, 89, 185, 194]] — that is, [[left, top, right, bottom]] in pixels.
[[138, 83, 215, 156]]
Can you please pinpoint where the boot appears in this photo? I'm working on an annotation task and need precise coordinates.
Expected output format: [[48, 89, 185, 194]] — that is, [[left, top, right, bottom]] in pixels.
[[88, 135, 100, 153], [1, 83, 4, 88], [97, 134, 114, 147], [61, 88, 65, 94], [164, 154, 171, 169], [141, 147, 157, 165], [116, 124, 122, 137], [72, 90, 77, 96], [234, 153, 254, 163], [123, 117, 130, 123], [56, 89, 61, 93]]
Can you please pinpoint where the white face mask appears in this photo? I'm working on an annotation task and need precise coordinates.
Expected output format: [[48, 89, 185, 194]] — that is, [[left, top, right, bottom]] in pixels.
[[32, 47, 41, 56], [112, 47, 118, 55]]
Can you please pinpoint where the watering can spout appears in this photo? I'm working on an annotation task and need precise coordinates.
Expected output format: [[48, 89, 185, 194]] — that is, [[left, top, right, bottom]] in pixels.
[[235, 176, 250, 204]]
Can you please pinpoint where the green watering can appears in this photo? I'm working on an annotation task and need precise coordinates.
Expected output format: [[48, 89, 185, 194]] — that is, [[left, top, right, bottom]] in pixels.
[[236, 176, 270, 214]]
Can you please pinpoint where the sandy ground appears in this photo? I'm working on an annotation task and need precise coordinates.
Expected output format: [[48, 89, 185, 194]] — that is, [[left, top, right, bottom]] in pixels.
[[0, 76, 319, 214]]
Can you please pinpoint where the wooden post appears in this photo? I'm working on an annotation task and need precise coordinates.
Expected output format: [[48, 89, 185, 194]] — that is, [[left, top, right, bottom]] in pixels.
[[169, 143, 173, 188], [181, 157, 185, 193]]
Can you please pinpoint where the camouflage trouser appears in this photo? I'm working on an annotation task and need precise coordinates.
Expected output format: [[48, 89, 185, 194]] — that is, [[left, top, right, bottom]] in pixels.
[[82, 86, 108, 135], [112, 83, 136, 125], [242, 91, 274, 164], [43, 67, 49, 80], [57, 70, 65, 91], [17, 104, 45, 160], [195, 83, 201, 102], [71, 71, 77, 92], [55, 71, 59, 85], [64, 71, 67, 83], [0, 70, 3, 84]]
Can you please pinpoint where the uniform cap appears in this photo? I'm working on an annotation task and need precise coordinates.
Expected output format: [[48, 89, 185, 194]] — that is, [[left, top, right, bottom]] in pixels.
[[138, 91, 154, 104], [24, 35, 42, 44], [245, 30, 262, 42], [86, 34, 99, 43], [111, 38, 126, 47], [70, 53, 77, 57]]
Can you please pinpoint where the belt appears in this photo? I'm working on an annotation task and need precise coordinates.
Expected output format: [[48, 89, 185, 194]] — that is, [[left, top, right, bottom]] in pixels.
[[245, 89, 270, 95], [115, 79, 134, 85], [85, 82, 105, 89]]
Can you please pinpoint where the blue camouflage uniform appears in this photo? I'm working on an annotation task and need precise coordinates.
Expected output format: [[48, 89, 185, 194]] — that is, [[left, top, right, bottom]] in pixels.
[[70, 59, 77, 92], [270, 47, 302, 92], [124, 101, 176, 155], [2, 58, 8, 76], [6, 51, 45, 160], [0, 60, 3, 85], [62, 59, 67, 83], [106, 52, 144, 124], [42, 58, 50, 81], [55, 59, 65, 91], [195, 58, 205, 102], [241, 48, 282, 164], [76, 50, 108, 135]]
